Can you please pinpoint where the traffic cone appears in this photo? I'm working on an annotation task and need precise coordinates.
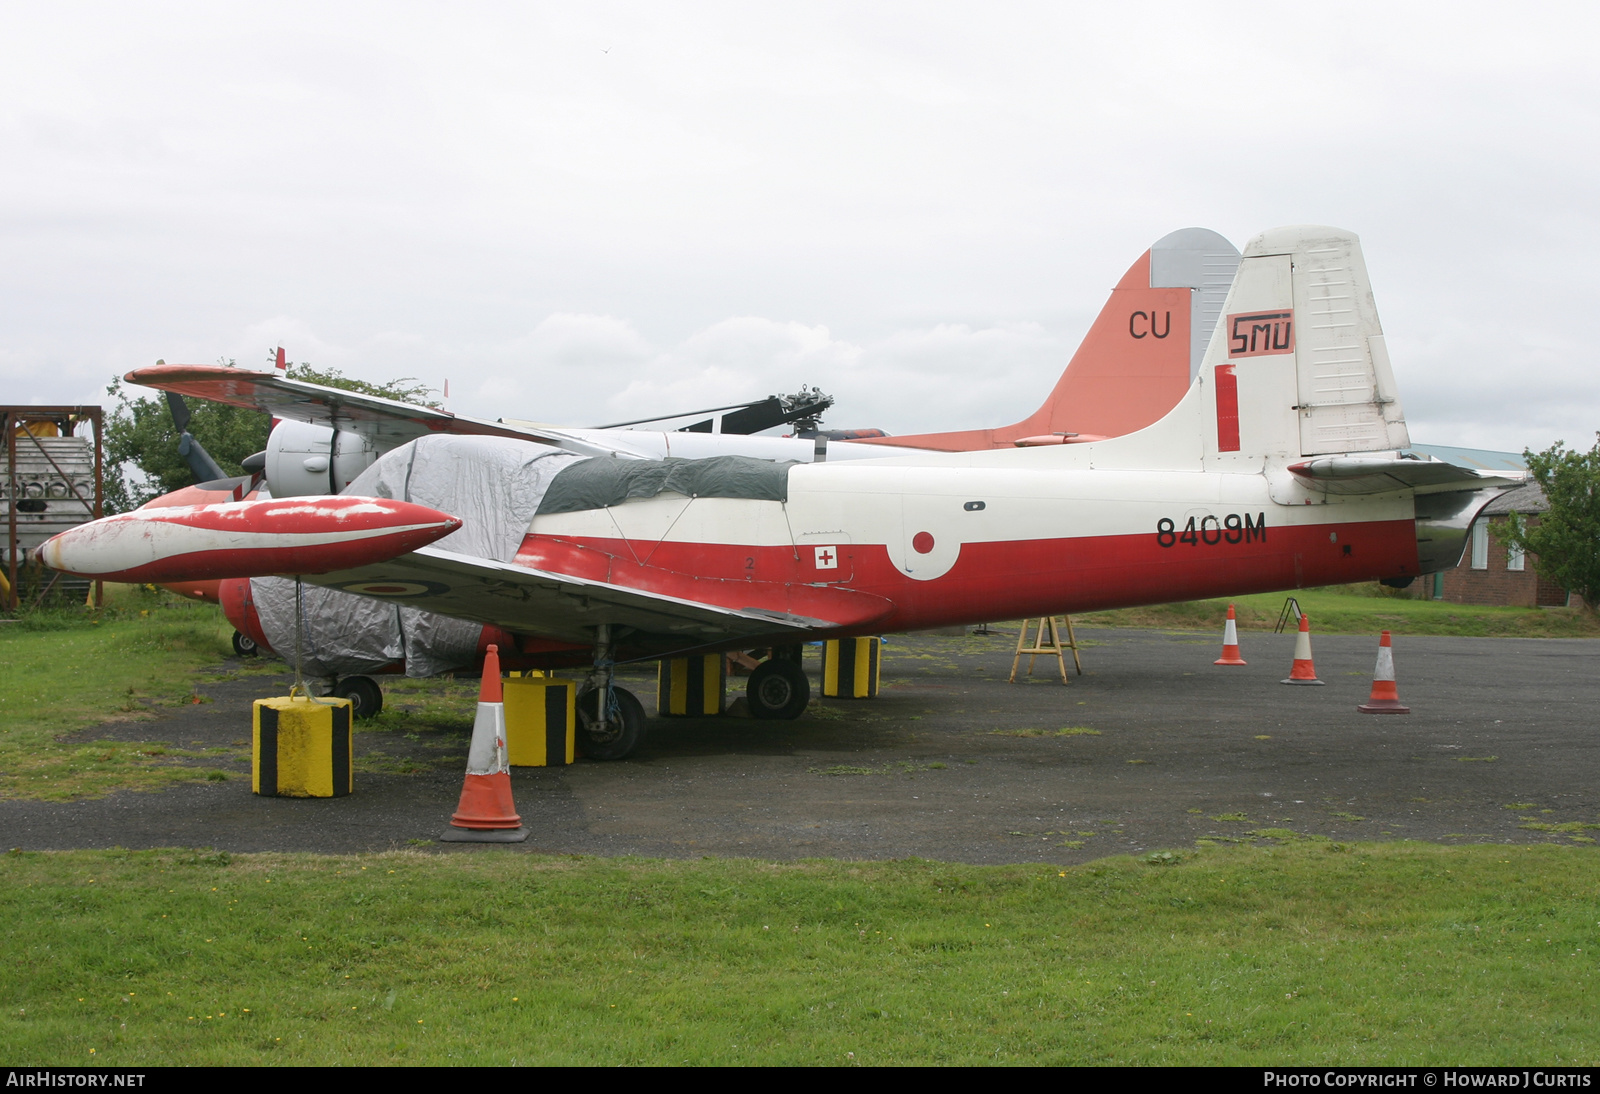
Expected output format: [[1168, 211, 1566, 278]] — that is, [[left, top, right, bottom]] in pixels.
[[1213, 604, 1247, 665], [1357, 631, 1410, 714], [1280, 612, 1323, 685], [440, 644, 529, 842]]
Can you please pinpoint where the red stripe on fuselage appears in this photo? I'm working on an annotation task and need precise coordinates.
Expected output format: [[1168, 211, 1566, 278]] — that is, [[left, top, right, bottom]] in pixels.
[[517, 520, 1418, 636]]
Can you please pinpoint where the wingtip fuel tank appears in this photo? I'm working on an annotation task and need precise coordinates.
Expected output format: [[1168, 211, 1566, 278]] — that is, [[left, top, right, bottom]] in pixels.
[[40, 496, 463, 583]]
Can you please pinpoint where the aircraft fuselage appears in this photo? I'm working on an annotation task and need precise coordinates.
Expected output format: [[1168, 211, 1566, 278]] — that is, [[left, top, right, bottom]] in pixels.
[[518, 463, 1419, 638]]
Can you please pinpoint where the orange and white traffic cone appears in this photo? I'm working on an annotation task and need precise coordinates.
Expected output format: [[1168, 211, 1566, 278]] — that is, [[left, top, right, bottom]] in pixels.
[[440, 644, 528, 842], [1357, 630, 1410, 714], [1280, 612, 1323, 685], [1214, 604, 1247, 665]]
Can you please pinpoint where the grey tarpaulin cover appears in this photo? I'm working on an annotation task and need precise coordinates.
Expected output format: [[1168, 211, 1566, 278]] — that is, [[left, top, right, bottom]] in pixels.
[[251, 434, 582, 678], [537, 454, 796, 516]]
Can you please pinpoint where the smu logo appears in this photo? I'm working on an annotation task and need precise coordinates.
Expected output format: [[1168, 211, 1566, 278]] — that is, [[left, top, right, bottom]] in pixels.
[[1227, 310, 1294, 357]]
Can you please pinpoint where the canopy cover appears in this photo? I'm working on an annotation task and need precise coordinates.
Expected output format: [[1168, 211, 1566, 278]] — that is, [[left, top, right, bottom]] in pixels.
[[537, 455, 796, 516], [251, 434, 581, 677]]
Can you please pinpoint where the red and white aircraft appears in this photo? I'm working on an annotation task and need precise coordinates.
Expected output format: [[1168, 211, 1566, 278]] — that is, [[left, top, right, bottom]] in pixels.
[[94, 227, 1242, 674], [45, 225, 1510, 758], [124, 226, 1235, 610]]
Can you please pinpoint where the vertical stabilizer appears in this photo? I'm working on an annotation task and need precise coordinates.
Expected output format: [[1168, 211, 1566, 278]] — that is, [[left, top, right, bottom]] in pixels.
[[1148, 226, 1245, 384], [859, 228, 1240, 451], [1235, 227, 1411, 456], [1161, 226, 1415, 468]]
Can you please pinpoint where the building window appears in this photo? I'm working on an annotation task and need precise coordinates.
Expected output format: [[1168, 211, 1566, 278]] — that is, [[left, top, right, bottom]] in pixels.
[[1470, 521, 1488, 570], [1507, 542, 1525, 571]]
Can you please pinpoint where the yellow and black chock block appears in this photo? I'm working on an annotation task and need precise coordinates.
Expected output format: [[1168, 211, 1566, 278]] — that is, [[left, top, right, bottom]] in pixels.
[[252, 695, 353, 798], [822, 637, 881, 699], [504, 677, 576, 766], [657, 654, 727, 716]]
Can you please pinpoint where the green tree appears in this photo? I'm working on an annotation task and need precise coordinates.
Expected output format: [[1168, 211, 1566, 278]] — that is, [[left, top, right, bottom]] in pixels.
[[102, 376, 269, 513], [103, 355, 439, 513], [283, 363, 440, 408], [1499, 436, 1600, 614]]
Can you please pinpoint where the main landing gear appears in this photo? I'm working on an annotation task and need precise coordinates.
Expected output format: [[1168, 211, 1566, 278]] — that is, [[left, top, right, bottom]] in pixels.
[[573, 631, 813, 759], [746, 653, 810, 720], [577, 623, 648, 760], [330, 675, 384, 720]]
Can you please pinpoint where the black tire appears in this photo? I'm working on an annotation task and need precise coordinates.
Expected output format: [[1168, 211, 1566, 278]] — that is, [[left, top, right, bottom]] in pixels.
[[576, 686, 647, 760], [331, 675, 384, 720], [231, 630, 258, 657], [747, 658, 811, 720]]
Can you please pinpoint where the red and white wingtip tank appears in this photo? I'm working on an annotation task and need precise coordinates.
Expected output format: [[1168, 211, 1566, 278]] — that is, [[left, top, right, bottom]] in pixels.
[[518, 226, 1511, 633], [39, 496, 463, 584]]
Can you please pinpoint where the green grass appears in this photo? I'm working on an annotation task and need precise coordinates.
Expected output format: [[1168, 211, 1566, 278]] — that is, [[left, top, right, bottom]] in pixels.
[[1076, 584, 1600, 637], [366, 676, 477, 734], [0, 586, 246, 800], [2, 843, 1597, 1065]]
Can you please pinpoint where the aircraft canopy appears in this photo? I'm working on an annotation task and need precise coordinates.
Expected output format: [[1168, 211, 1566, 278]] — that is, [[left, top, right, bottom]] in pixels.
[[538, 455, 797, 516]]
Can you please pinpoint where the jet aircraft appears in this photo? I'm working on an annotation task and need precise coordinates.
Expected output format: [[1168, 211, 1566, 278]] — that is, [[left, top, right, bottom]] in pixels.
[[47, 226, 1514, 759]]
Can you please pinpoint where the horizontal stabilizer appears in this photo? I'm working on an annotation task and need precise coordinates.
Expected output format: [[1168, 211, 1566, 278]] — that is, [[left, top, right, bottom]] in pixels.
[[1287, 456, 1520, 496]]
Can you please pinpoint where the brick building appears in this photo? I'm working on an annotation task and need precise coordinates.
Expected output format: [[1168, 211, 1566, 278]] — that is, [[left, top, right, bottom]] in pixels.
[[1433, 483, 1574, 607]]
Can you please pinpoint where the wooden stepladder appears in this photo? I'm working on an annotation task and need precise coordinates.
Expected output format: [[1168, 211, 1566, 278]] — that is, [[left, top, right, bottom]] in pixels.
[[1009, 616, 1083, 684]]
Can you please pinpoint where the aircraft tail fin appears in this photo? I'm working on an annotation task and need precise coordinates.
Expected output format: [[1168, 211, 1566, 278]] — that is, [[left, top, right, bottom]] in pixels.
[[1198, 226, 1411, 464], [862, 227, 1241, 452]]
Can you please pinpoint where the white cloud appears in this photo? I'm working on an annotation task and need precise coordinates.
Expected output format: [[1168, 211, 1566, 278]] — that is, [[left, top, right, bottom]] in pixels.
[[440, 313, 1072, 435], [0, 3, 1596, 454]]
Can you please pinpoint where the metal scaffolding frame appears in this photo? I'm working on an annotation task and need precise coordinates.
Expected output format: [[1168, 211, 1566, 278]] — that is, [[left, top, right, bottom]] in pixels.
[[3, 405, 103, 611]]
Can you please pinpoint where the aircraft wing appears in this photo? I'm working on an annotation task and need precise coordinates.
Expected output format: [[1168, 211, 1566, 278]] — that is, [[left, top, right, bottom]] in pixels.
[[1287, 456, 1521, 496], [124, 364, 643, 457], [306, 546, 858, 653]]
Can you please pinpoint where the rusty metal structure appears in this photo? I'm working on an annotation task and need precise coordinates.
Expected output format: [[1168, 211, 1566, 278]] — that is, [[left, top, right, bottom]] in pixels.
[[2, 405, 103, 610]]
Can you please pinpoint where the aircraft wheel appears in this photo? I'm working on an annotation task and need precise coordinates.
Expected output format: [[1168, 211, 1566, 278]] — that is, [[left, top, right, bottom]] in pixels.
[[747, 658, 810, 720], [231, 630, 258, 657], [577, 686, 647, 760], [331, 675, 384, 720]]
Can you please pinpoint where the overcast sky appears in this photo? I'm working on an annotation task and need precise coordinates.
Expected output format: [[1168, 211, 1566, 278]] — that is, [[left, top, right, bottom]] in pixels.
[[3, 2, 1597, 452]]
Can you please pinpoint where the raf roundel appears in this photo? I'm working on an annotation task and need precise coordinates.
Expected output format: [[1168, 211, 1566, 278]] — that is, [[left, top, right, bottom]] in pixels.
[[334, 579, 450, 598]]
